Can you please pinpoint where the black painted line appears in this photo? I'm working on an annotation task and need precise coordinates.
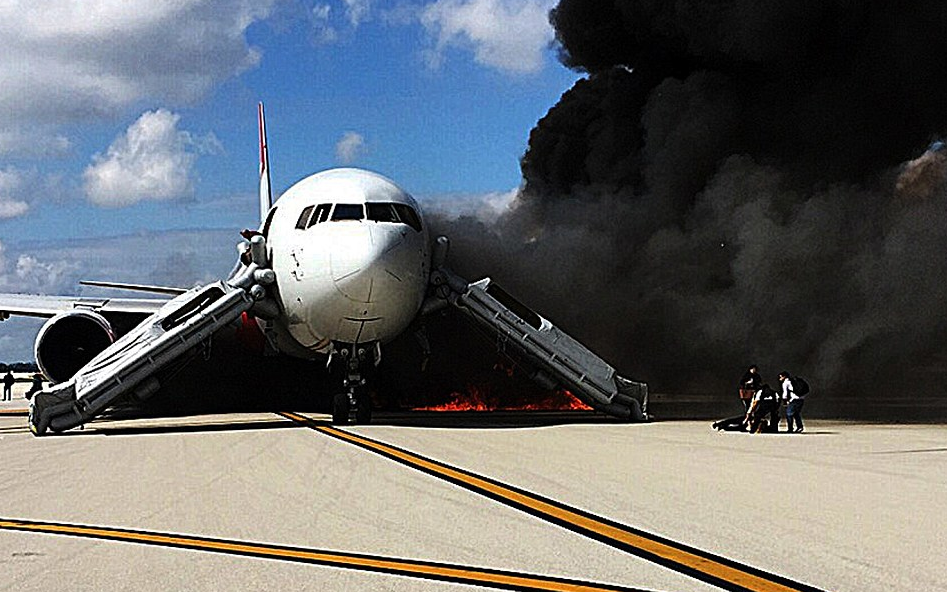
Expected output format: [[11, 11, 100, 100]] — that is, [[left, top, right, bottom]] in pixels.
[[277, 412, 826, 592], [0, 517, 650, 592]]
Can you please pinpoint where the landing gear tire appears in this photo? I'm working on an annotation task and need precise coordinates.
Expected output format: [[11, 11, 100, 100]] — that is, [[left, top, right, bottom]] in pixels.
[[332, 393, 350, 425]]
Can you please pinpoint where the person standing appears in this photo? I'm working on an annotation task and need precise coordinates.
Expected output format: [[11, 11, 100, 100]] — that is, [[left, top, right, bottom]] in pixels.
[[779, 371, 805, 433], [2, 371, 13, 401], [739, 365, 762, 412]]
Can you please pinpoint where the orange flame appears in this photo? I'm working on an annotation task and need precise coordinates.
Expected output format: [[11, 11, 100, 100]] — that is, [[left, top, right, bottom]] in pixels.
[[414, 386, 592, 412]]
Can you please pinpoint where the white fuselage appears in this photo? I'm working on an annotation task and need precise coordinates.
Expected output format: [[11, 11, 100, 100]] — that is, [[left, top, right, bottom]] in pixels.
[[265, 169, 431, 357]]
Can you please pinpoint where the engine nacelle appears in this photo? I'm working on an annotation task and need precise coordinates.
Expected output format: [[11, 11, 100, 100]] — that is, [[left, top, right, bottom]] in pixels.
[[34, 310, 116, 383]]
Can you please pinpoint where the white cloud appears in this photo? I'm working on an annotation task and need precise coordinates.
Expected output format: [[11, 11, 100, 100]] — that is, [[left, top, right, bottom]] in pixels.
[[0, 128, 71, 158], [420, 0, 556, 74], [0, 239, 78, 295], [83, 109, 215, 207], [0, 0, 276, 148], [308, 0, 371, 44], [335, 131, 367, 164], [0, 229, 239, 361], [0, 200, 28, 220], [0, 168, 30, 219], [344, 0, 372, 26], [310, 3, 339, 44], [0, 230, 237, 302]]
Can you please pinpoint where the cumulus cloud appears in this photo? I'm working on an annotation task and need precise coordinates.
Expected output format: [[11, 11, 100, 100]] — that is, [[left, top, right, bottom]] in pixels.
[[335, 131, 367, 164], [0, 200, 27, 220], [0, 239, 78, 295], [0, 0, 275, 147], [420, 0, 556, 73], [0, 168, 29, 219], [83, 109, 219, 207]]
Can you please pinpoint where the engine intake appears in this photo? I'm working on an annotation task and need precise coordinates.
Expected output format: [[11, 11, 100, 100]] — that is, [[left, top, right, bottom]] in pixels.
[[34, 311, 115, 383]]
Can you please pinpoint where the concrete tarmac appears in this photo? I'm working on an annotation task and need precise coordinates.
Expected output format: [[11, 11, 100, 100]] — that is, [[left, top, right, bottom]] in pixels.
[[1, 389, 945, 592]]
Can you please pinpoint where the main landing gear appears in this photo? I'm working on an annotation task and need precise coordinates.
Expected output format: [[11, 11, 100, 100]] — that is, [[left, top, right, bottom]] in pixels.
[[330, 343, 377, 425]]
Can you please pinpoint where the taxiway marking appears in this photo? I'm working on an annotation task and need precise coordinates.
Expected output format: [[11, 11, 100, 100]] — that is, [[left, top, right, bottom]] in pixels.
[[278, 412, 825, 592], [0, 518, 647, 592]]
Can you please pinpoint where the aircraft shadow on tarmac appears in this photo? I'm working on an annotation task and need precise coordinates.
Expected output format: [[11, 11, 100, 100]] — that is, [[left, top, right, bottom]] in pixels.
[[48, 409, 630, 437], [57, 418, 303, 437]]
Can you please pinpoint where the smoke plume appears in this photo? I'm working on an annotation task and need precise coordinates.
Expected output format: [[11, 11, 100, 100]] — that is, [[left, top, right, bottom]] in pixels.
[[433, 1, 947, 410]]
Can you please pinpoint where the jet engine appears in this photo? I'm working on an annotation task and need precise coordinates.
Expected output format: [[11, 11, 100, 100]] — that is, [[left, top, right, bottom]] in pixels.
[[34, 311, 116, 383]]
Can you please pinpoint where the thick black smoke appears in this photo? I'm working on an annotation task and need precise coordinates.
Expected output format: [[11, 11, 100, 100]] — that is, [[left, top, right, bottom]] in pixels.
[[433, 1, 947, 412]]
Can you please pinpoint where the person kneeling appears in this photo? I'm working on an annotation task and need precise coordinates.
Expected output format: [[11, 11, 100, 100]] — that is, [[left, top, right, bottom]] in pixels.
[[746, 385, 781, 434]]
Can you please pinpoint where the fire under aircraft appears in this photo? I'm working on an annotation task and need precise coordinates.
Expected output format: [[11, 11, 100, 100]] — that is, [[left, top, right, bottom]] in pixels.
[[0, 104, 648, 436]]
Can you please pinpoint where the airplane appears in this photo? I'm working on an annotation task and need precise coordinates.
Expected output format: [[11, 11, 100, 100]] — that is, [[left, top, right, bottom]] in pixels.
[[0, 104, 648, 436]]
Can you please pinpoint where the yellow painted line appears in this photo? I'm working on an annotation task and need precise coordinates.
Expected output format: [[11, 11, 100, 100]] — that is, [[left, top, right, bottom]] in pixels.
[[0, 518, 646, 592], [279, 412, 825, 592]]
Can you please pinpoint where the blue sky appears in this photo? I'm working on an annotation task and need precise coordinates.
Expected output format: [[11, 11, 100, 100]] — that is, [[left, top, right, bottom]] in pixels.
[[0, 0, 580, 360]]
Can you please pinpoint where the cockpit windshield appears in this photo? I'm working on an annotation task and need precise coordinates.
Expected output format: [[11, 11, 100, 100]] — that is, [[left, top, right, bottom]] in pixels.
[[310, 203, 331, 225], [366, 202, 422, 232], [366, 203, 399, 223], [296, 201, 421, 230], [330, 204, 364, 221]]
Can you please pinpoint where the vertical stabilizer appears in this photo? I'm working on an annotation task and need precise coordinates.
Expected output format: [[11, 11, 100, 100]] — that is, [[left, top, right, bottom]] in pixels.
[[258, 102, 273, 224]]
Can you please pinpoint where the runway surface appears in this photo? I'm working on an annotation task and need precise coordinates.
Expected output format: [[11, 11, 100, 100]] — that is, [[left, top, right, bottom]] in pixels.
[[1, 391, 945, 591]]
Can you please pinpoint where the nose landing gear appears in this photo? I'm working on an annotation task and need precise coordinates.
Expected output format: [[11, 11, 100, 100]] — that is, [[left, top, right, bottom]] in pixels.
[[331, 389, 373, 425], [330, 344, 376, 425]]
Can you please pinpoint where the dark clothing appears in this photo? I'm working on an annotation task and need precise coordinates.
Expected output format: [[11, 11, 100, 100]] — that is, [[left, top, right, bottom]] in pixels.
[[738, 370, 761, 408], [768, 402, 781, 432], [740, 370, 762, 391], [749, 398, 780, 433], [25, 375, 43, 400], [2, 373, 13, 401], [713, 415, 747, 431], [745, 385, 781, 433], [786, 399, 805, 432]]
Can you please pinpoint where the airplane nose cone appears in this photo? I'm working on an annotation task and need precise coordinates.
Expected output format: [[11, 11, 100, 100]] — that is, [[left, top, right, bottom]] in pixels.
[[330, 225, 406, 303]]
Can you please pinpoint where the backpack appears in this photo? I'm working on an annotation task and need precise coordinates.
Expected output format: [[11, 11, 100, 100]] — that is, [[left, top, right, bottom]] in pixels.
[[792, 376, 810, 396]]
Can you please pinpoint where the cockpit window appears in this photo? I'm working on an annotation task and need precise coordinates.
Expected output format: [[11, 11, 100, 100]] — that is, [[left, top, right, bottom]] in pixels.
[[365, 202, 422, 231], [295, 205, 314, 230], [306, 203, 332, 228], [331, 203, 364, 221], [366, 203, 399, 223], [393, 203, 422, 232]]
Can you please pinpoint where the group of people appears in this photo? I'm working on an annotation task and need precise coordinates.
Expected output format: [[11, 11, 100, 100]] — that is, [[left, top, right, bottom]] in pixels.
[[2, 371, 46, 401], [712, 365, 808, 433]]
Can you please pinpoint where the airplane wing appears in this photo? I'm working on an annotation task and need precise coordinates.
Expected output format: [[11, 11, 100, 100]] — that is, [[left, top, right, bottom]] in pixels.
[[26, 244, 279, 436], [0, 293, 168, 320]]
